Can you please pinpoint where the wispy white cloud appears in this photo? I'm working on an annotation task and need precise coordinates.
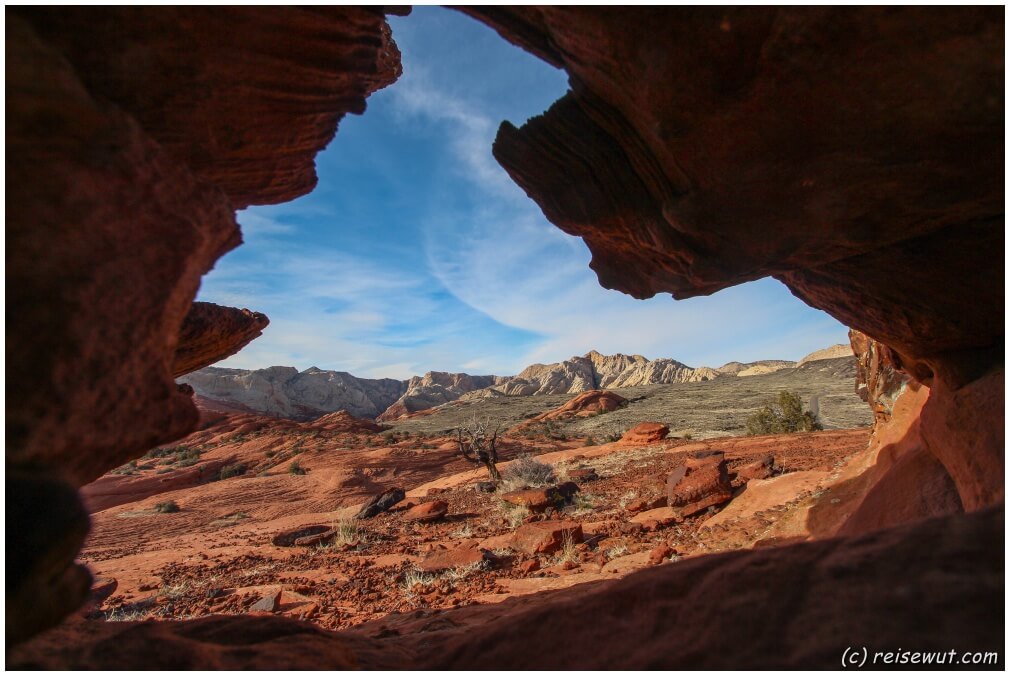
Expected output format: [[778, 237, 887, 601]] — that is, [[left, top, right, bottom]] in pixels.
[[199, 10, 850, 381]]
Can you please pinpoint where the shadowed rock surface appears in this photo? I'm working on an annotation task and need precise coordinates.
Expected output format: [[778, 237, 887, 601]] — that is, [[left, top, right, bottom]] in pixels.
[[173, 303, 269, 378], [5, 5, 1003, 668]]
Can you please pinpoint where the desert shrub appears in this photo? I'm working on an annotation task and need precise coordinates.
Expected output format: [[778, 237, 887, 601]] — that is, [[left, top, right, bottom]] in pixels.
[[154, 500, 180, 513], [746, 391, 822, 435], [584, 437, 597, 446], [289, 460, 307, 475], [174, 448, 202, 467], [600, 428, 624, 443], [217, 463, 247, 480], [111, 460, 138, 475], [501, 455, 555, 489]]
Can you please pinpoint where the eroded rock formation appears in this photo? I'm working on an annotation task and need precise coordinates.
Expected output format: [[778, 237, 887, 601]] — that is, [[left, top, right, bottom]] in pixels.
[[6, 5, 1003, 667], [7, 6, 406, 645], [468, 6, 1004, 510], [173, 303, 270, 378]]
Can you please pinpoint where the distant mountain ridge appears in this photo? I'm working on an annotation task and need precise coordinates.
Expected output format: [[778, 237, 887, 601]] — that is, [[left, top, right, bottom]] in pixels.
[[179, 344, 853, 422]]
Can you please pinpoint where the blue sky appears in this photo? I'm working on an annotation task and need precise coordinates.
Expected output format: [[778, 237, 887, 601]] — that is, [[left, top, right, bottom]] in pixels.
[[199, 7, 850, 379]]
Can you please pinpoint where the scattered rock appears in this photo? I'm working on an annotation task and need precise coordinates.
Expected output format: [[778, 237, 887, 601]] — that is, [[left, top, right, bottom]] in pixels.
[[511, 521, 584, 555], [403, 500, 448, 523], [88, 578, 118, 607], [630, 507, 678, 532], [620, 422, 670, 445], [626, 496, 667, 513], [417, 544, 490, 573], [248, 591, 280, 613], [475, 481, 497, 493], [667, 452, 733, 519], [355, 487, 405, 519], [516, 559, 540, 574], [500, 482, 579, 512], [293, 529, 337, 547], [736, 455, 776, 482], [567, 468, 599, 482], [648, 545, 675, 565], [272, 525, 331, 548]]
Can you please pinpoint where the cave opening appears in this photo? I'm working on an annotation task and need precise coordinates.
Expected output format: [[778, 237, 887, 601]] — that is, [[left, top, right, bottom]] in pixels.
[[7, 5, 1003, 668]]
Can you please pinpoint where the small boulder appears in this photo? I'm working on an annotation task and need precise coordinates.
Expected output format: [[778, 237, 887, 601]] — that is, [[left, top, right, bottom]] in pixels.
[[294, 529, 338, 547], [736, 454, 776, 481], [272, 525, 331, 547], [417, 543, 490, 573], [475, 481, 497, 493], [355, 487, 405, 519], [620, 422, 670, 445], [626, 495, 668, 513], [567, 468, 599, 482], [667, 451, 733, 519], [501, 483, 580, 512], [516, 558, 540, 574], [511, 520, 583, 555], [403, 500, 448, 523], [249, 590, 281, 613], [648, 544, 676, 565]]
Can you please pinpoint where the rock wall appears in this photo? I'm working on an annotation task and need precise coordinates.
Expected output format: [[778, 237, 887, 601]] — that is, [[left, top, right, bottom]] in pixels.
[[7, 6, 406, 643], [466, 6, 1004, 510], [6, 4, 1003, 663]]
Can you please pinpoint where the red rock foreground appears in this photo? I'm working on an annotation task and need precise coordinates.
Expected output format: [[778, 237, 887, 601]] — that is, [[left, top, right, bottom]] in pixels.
[[11, 506, 1002, 669]]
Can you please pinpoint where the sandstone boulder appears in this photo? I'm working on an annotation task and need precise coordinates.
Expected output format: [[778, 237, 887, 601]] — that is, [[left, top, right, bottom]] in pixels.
[[500, 483, 579, 512], [417, 544, 490, 573], [735, 455, 776, 482], [356, 487, 405, 519], [667, 452, 733, 519], [403, 501, 448, 523], [511, 521, 584, 555], [620, 422, 670, 445], [272, 525, 331, 548]]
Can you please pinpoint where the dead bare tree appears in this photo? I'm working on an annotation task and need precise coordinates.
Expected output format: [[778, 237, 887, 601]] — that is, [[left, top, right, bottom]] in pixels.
[[456, 417, 502, 482]]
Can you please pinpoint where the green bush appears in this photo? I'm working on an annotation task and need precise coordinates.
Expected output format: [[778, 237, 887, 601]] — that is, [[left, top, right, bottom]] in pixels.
[[289, 460, 307, 476], [746, 391, 822, 435], [217, 463, 247, 480], [154, 501, 180, 513]]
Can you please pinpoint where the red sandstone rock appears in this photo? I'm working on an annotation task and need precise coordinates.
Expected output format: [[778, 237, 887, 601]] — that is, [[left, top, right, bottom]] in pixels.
[[667, 453, 733, 519], [516, 559, 540, 574], [500, 483, 579, 512], [402, 501, 449, 523], [648, 545, 675, 565], [521, 390, 626, 427], [626, 496, 667, 513], [173, 303, 269, 377], [417, 545, 489, 574], [249, 591, 281, 613], [511, 521, 584, 555], [620, 422, 670, 445], [735, 455, 775, 482], [271, 526, 331, 548]]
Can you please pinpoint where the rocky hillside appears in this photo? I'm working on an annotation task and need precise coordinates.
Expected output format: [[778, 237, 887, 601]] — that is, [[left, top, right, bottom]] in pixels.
[[181, 345, 855, 422], [179, 366, 407, 420]]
